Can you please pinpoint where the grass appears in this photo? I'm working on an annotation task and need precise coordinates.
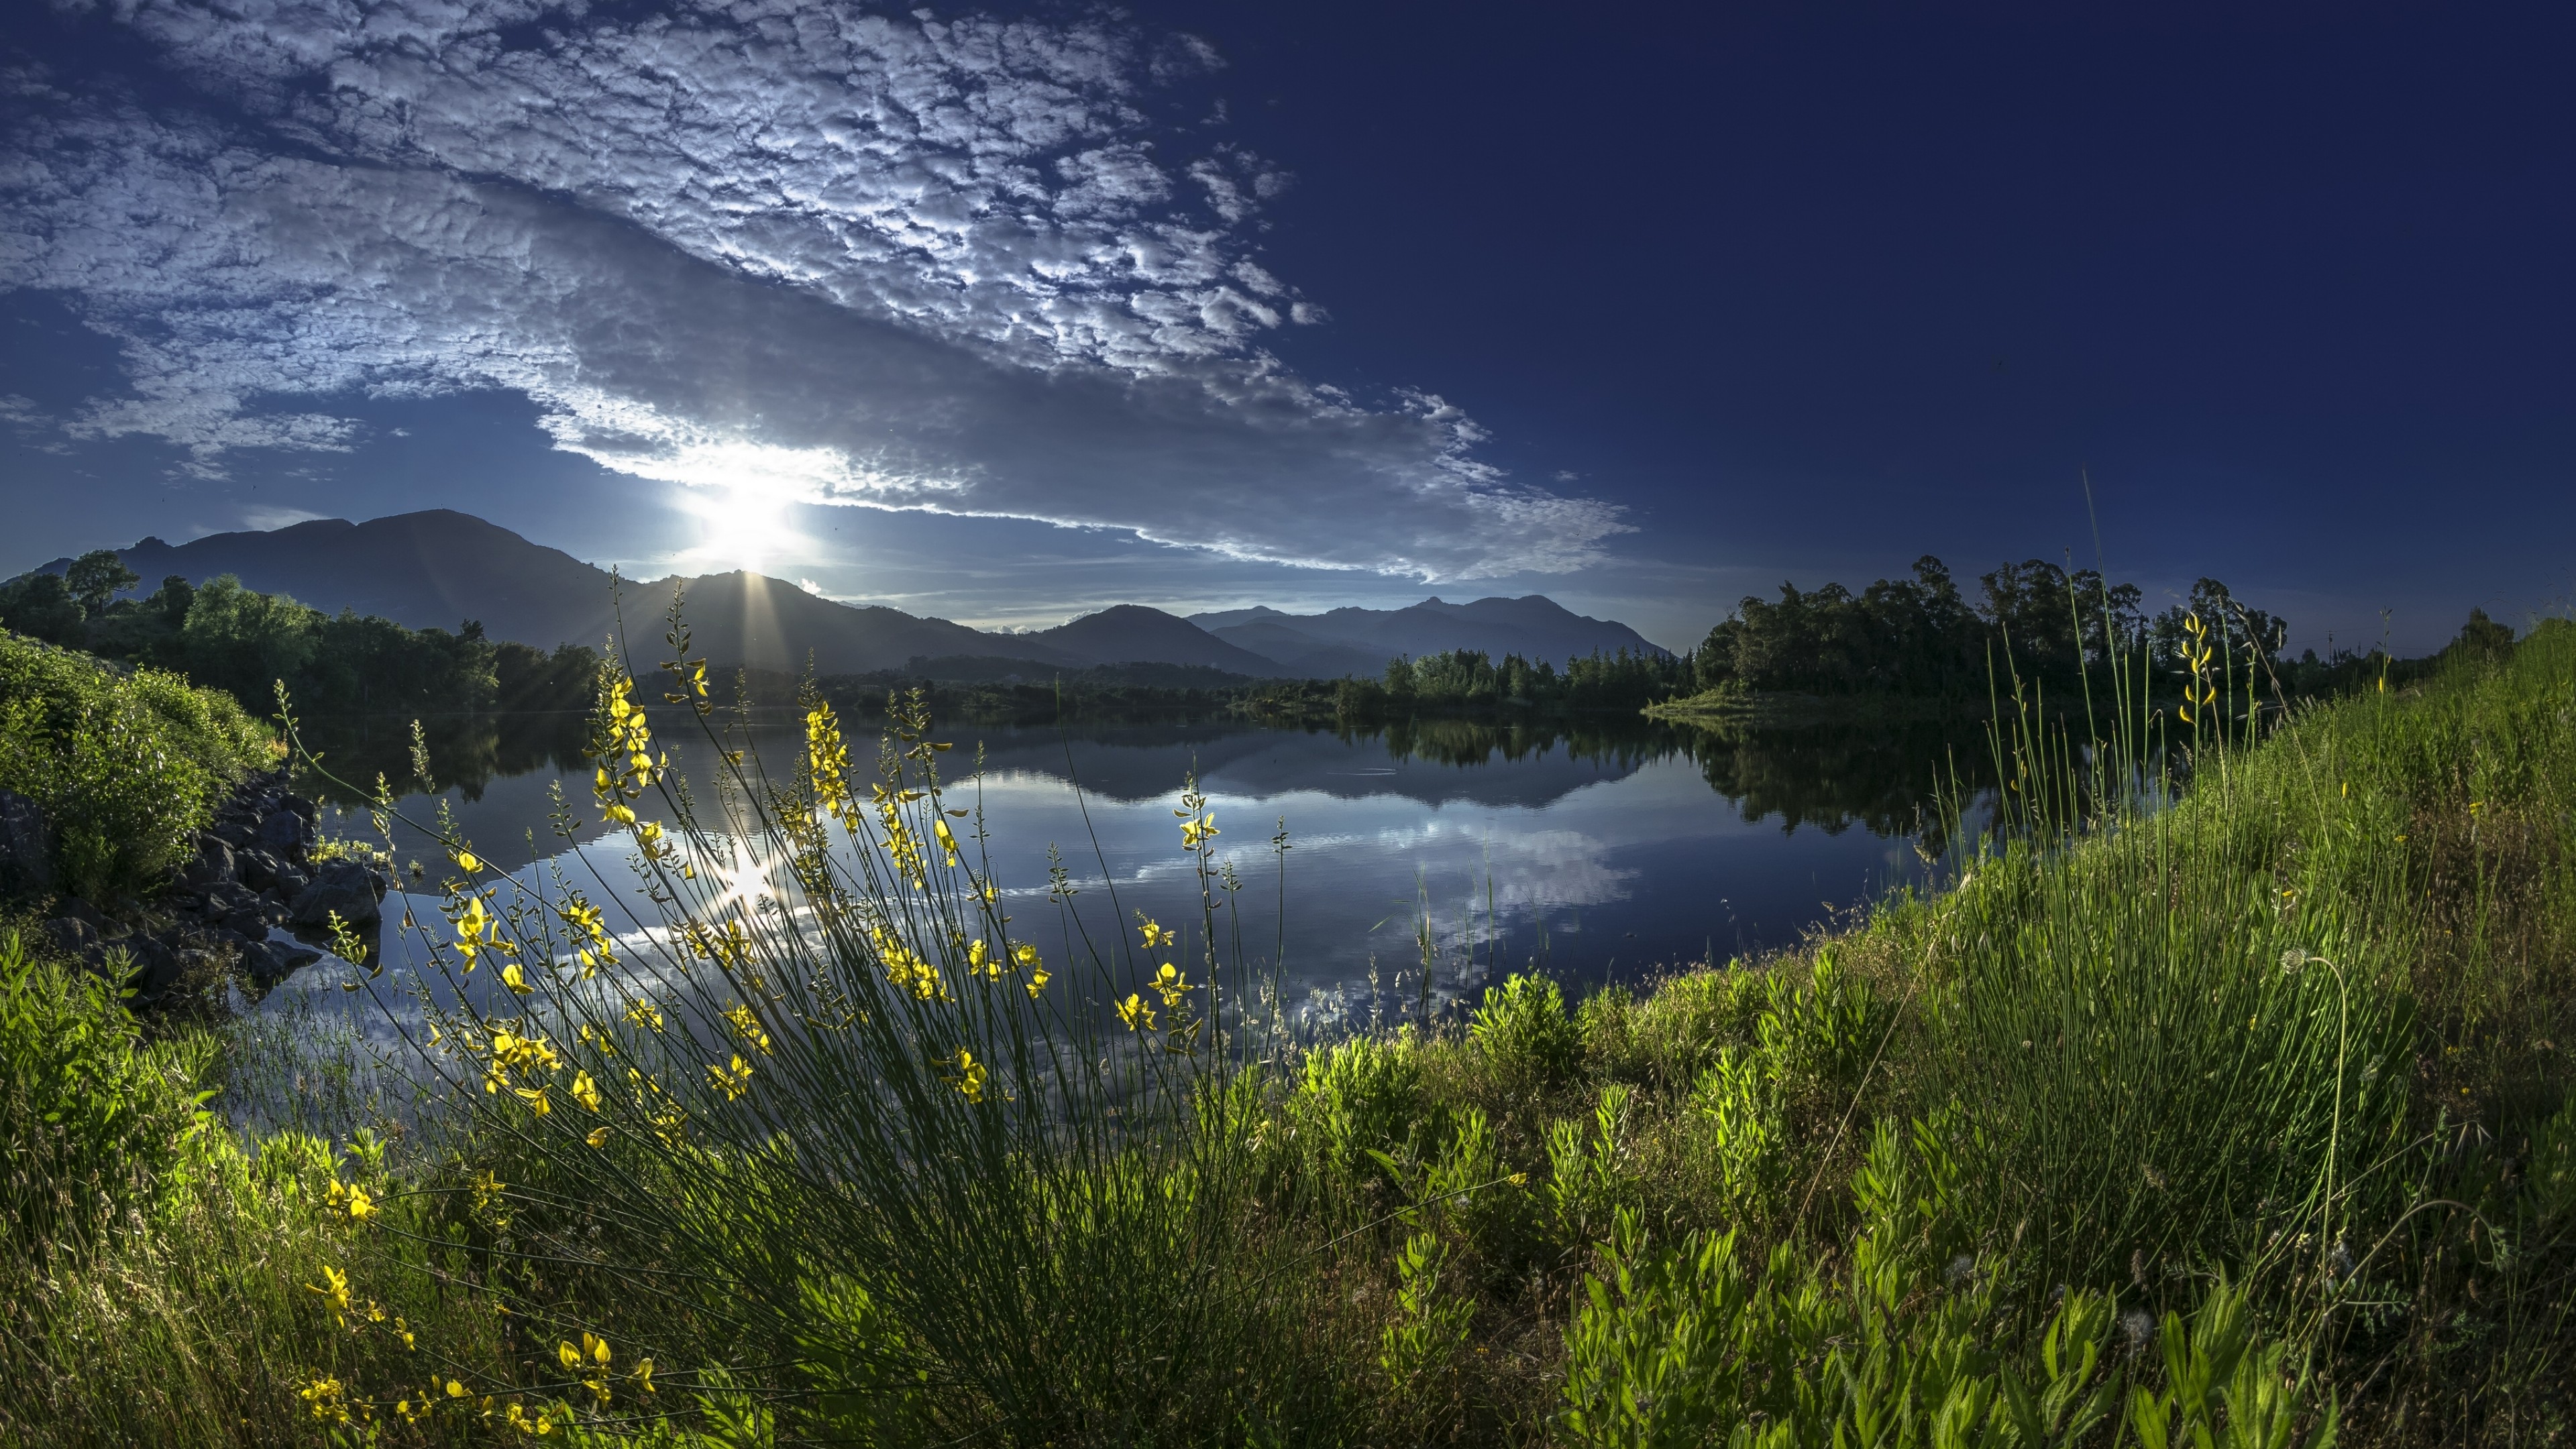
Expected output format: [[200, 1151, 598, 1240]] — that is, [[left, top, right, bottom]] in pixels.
[[0, 614, 2569, 1445]]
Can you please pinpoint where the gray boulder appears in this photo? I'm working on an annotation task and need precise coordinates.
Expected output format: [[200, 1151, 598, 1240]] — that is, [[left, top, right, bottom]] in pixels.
[[258, 808, 310, 860], [0, 790, 51, 898], [39, 916, 97, 957], [291, 859, 384, 928]]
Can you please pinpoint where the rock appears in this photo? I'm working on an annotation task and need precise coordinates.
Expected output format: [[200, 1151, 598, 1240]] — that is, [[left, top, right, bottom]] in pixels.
[[237, 849, 280, 892], [186, 838, 237, 885], [258, 808, 310, 860], [283, 794, 318, 824], [40, 916, 98, 957], [0, 790, 51, 898], [292, 859, 383, 927], [211, 820, 255, 849], [122, 934, 180, 997], [58, 896, 115, 934], [275, 863, 312, 900]]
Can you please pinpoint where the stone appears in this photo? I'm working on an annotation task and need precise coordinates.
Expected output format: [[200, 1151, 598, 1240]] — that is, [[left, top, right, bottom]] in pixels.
[[0, 789, 51, 898], [40, 916, 98, 957], [237, 849, 280, 892], [258, 808, 310, 859], [183, 838, 235, 888], [211, 820, 255, 849], [122, 934, 181, 997], [291, 859, 383, 927], [58, 896, 113, 934]]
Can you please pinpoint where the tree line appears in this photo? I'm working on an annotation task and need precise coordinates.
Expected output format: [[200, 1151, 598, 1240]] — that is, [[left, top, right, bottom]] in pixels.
[[0, 551, 598, 716]]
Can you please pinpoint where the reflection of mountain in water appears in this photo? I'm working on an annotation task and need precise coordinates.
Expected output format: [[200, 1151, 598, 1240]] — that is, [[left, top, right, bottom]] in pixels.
[[965, 719, 1664, 811], [288, 709, 1990, 848]]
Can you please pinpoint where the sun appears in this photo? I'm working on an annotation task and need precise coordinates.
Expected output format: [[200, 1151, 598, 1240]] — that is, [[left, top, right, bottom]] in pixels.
[[679, 486, 796, 576]]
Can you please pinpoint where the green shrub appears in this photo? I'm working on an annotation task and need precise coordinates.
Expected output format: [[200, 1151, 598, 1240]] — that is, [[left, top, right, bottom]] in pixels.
[[0, 631, 270, 901], [1297, 1031, 1434, 1189], [0, 930, 214, 1250], [1468, 973, 1582, 1093]]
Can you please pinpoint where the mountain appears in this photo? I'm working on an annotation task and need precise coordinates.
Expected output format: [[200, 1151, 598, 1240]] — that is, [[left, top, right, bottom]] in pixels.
[[23, 511, 1664, 682], [1023, 605, 1288, 676], [1189, 596, 1669, 672]]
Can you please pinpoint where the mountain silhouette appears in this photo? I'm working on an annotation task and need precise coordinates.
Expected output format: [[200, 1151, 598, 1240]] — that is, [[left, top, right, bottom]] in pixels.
[[28, 510, 1659, 680], [1190, 595, 1668, 669]]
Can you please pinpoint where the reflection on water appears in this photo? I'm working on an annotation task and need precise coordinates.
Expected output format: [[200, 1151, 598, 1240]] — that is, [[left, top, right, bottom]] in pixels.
[[276, 709, 1994, 1031]]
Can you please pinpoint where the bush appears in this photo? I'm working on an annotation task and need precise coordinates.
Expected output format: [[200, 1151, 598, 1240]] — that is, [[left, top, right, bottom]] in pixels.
[[0, 930, 213, 1251], [0, 631, 270, 901], [1468, 973, 1582, 1093]]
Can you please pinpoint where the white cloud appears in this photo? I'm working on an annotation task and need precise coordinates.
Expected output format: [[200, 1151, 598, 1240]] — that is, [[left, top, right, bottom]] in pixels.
[[1, 1, 1629, 578]]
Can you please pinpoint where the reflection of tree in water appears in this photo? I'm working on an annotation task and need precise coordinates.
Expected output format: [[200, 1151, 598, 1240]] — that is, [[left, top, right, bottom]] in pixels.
[[1672, 719, 1996, 840], [290, 712, 592, 806], [1366, 716, 1680, 773]]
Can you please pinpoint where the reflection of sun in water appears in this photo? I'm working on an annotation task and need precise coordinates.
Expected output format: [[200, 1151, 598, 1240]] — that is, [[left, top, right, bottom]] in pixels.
[[680, 486, 796, 575]]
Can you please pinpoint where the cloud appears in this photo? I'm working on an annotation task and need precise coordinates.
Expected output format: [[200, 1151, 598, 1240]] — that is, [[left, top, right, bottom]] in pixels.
[[0, 1, 1628, 578]]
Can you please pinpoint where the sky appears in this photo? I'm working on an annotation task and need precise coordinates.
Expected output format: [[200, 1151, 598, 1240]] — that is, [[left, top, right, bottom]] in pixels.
[[3, 0, 2571, 654]]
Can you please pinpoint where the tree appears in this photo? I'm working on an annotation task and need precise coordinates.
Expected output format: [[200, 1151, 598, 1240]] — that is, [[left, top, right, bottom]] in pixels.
[[64, 550, 139, 619]]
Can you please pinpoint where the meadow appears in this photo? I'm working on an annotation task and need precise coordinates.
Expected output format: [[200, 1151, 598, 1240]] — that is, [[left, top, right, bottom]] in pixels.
[[0, 608, 2570, 1447]]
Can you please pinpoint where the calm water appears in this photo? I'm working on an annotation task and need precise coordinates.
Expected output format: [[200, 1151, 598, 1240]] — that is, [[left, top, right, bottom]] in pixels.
[[265, 710, 1990, 1032]]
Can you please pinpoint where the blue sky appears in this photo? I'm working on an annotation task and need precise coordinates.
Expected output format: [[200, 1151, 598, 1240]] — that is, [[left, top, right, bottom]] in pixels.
[[4, 0, 2571, 653]]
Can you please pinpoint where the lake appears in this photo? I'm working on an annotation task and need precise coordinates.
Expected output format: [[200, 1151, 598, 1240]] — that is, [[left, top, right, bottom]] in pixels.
[[263, 708, 1992, 1033]]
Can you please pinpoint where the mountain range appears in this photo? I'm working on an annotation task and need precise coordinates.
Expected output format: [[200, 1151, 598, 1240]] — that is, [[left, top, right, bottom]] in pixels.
[[28, 510, 1666, 679]]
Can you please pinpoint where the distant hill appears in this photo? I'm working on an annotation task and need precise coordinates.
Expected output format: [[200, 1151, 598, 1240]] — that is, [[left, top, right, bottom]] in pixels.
[[24, 511, 1659, 682], [1190, 596, 1669, 672], [1024, 605, 1288, 676]]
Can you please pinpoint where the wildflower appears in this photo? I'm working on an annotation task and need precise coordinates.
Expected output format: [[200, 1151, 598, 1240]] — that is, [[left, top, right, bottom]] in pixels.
[[945, 1047, 988, 1104], [558, 1340, 583, 1372], [586, 1126, 612, 1148], [570, 1071, 602, 1113], [724, 1002, 773, 1055], [307, 1264, 353, 1325], [396, 1315, 415, 1350], [633, 1358, 656, 1395], [501, 962, 533, 995], [454, 849, 481, 873], [345, 1184, 377, 1222], [447, 1379, 469, 1399], [1138, 917, 1172, 949], [468, 1170, 504, 1214], [1151, 961, 1191, 1007], [934, 816, 961, 865], [1024, 962, 1051, 998], [584, 1331, 611, 1366], [299, 1374, 352, 1424], [1180, 812, 1218, 849], [1116, 993, 1157, 1032], [515, 1085, 552, 1116], [708, 1055, 754, 1102], [968, 938, 998, 978], [625, 999, 665, 1032]]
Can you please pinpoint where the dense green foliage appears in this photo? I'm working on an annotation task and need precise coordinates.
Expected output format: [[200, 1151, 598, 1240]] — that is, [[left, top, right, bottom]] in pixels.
[[1326, 647, 1694, 721], [0, 632, 272, 900], [0, 557, 599, 716]]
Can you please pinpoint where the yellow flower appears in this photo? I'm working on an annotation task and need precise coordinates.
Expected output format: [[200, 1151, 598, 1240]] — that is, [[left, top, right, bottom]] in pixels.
[[724, 1002, 773, 1055], [454, 849, 481, 873], [634, 1358, 656, 1395], [708, 1055, 754, 1102], [306, 1265, 352, 1324], [946, 1047, 987, 1104], [500, 962, 533, 995], [1024, 964, 1051, 998], [1151, 962, 1190, 1007], [515, 1085, 552, 1116], [586, 1125, 612, 1148], [447, 1379, 469, 1399], [344, 1185, 377, 1222], [570, 1071, 602, 1113], [1116, 994, 1157, 1032], [1138, 918, 1171, 949], [584, 1330, 611, 1366], [558, 1340, 582, 1371], [625, 999, 665, 1032], [299, 1374, 352, 1424]]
